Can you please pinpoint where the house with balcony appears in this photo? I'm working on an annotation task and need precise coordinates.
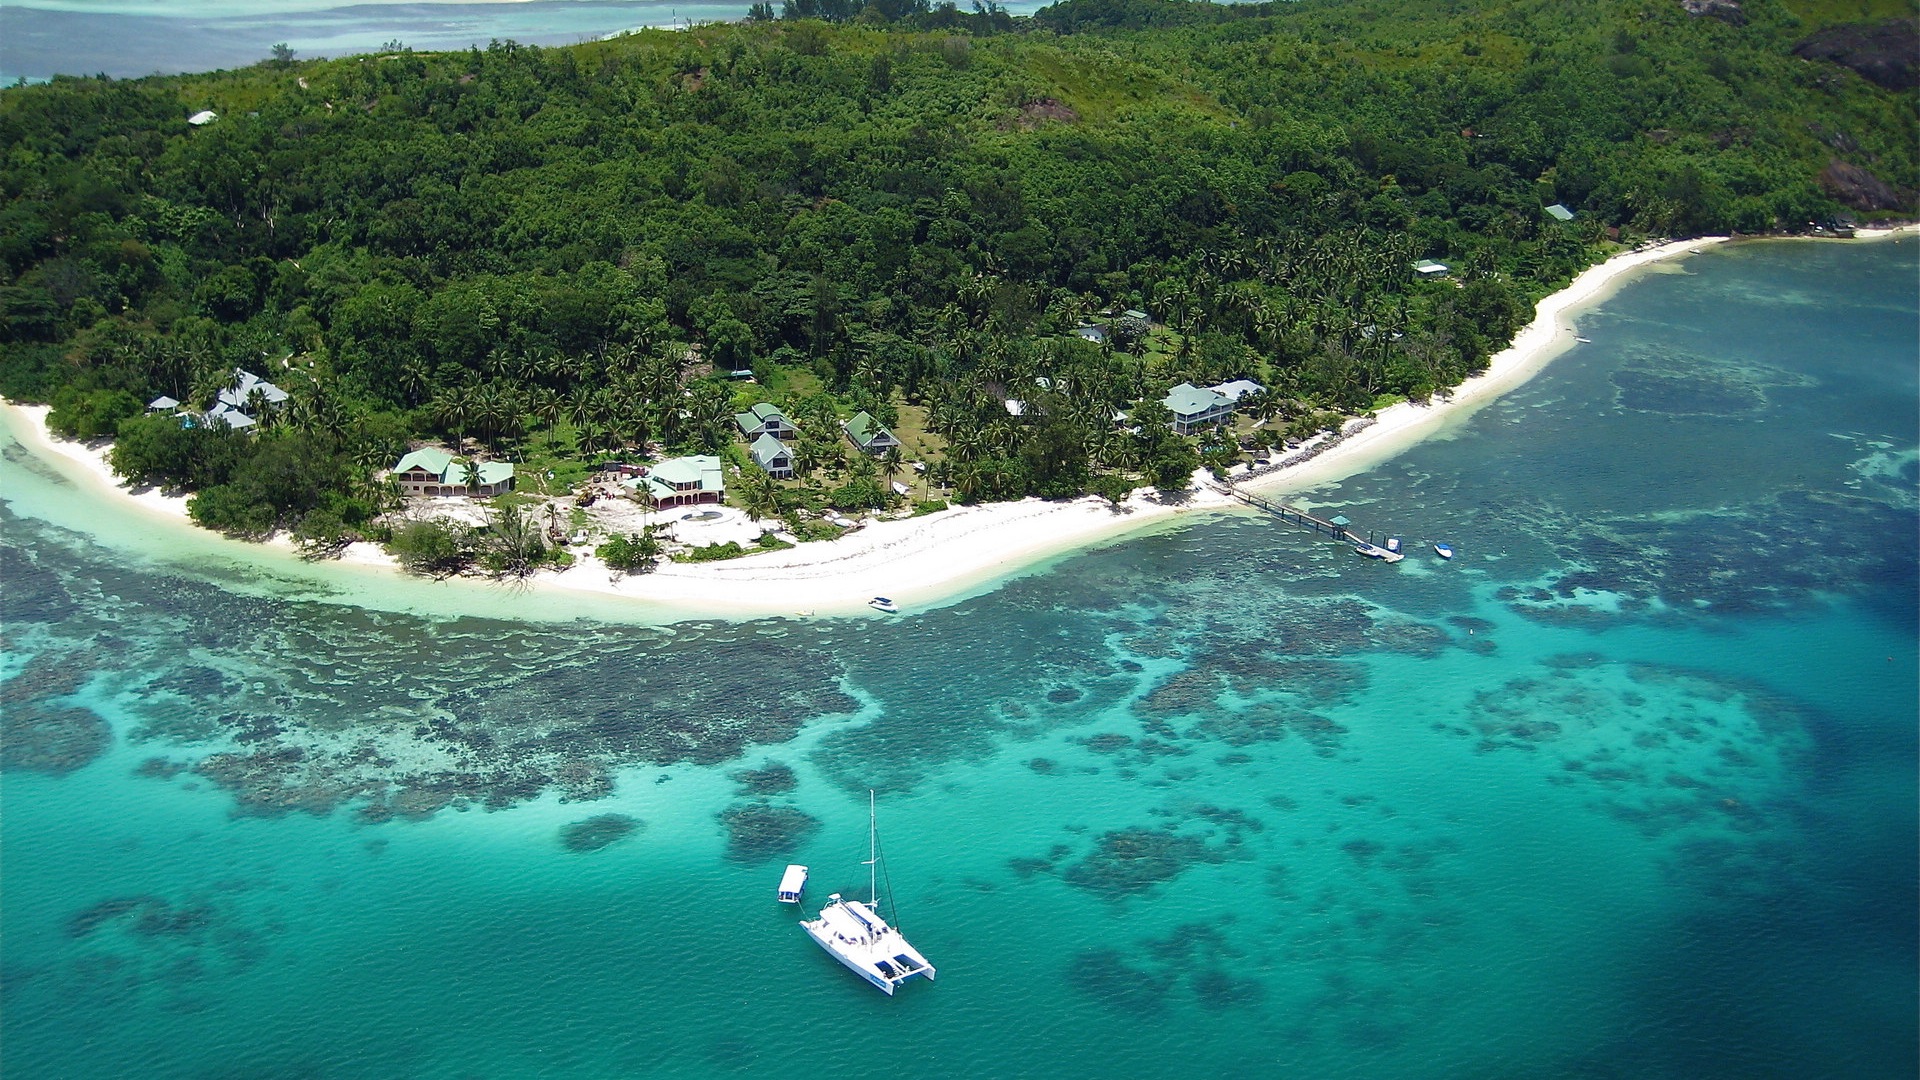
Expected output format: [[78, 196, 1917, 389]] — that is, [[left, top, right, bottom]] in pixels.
[[392, 448, 516, 497], [623, 455, 725, 508]]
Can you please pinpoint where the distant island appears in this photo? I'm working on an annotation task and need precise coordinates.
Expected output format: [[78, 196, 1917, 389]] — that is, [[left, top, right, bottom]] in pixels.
[[1, 0, 1912, 582]]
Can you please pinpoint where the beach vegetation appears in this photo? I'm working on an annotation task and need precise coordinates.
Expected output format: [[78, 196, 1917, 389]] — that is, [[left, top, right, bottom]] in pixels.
[[0, 0, 1911, 541], [597, 528, 664, 572], [387, 518, 476, 576]]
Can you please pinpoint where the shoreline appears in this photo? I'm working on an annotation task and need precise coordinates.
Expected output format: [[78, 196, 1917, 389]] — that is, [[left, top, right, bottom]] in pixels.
[[4, 231, 1906, 622]]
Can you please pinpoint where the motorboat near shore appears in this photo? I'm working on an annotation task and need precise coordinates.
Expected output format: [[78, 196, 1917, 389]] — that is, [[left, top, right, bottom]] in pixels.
[[868, 597, 898, 613], [778, 864, 808, 905], [799, 792, 935, 996]]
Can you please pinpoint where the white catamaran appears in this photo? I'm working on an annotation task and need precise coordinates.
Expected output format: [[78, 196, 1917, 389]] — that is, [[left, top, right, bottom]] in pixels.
[[798, 792, 936, 995]]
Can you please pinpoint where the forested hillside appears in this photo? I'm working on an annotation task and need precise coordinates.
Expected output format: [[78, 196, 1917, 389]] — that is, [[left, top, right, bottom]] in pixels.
[[1, 0, 1912, 545]]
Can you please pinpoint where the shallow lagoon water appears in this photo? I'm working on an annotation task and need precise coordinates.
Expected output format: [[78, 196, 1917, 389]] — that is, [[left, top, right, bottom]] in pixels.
[[2, 239, 1916, 1078]]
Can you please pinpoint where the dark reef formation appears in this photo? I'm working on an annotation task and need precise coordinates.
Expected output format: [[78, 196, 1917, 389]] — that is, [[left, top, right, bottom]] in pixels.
[[560, 814, 642, 853]]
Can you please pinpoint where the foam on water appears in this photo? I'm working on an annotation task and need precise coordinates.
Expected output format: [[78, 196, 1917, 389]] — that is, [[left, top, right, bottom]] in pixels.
[[2, 238, 1915, 1078]]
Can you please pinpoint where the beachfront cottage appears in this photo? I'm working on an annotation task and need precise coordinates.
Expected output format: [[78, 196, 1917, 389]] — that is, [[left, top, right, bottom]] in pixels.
[[147, 395, 180, 412], [1162, 382, 1236, 436], [734, 402, 797, 441], [624, 455, 725, 508], [842, 411, 900, 456], [749, 433, 795, 479], [392, 448, 516, 497]]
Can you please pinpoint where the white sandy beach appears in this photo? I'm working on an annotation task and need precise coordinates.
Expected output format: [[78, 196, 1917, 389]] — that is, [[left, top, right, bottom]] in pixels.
[[12, 231, 1905, 621]]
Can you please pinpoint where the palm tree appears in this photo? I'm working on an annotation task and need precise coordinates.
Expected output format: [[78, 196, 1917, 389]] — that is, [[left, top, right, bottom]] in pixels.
[[397, 359, 432, 407], [433, 386, 475, 448], [532, 387, 565, 450], [881, 445, 904, 494], [737, 465, 780, 523]]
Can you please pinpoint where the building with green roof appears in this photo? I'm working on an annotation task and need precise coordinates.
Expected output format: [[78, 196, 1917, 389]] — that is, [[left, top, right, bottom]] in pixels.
[[734, 402, 797, 441], [392, 448, 515, 497], [621, 454, 725, 508], [842, 411, 899, 455]]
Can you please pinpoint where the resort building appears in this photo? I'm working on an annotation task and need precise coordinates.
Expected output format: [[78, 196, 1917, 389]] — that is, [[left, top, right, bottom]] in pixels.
[[623, 455, 725, 508], [392, 448, 516, 497], [734, 401, 797, 441], [194, 368, 292, 432], [750, 433, 795, 479], [1162, 382, 1237, 436], [218, 369, 290, 411], [843, 411, 900, 456], [1209, 379, 1264, 405]]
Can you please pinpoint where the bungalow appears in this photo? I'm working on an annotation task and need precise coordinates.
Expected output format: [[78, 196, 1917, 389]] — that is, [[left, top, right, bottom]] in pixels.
[[623, 454, 725, 508], [218, 369, 290, 410], [749, 433, 795, 480], [147, 395, 181, 411], [1073, 323, 1107, 344], [392, 447, 516, 497], [187, 110, 217, 126], [734, 401, 796, 441], [843, 411, 900, 456], [1414, 261, 1450, 280], [1544, 203, 1575, 222], [1162, 382, 1236, 436]]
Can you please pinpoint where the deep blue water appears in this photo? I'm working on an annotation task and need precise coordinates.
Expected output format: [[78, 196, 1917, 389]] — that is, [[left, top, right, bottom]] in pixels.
[[2, 238, 1915, 1078]]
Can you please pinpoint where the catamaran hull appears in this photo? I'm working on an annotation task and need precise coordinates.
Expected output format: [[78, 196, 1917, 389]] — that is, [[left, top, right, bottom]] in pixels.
[[802, 923, 902, 994]]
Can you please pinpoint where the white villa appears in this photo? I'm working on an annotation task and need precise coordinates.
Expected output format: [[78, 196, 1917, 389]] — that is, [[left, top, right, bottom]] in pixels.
[[392, 448, 516, 497], [749, 433, 795, 479], [201, 368, 290, 432]]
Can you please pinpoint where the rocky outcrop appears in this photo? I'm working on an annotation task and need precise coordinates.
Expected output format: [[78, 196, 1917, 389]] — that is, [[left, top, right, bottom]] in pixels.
[[1818, 159, 1904, 212], [1680, 0, 1746, 26], [1792, 20, 1919, 90]]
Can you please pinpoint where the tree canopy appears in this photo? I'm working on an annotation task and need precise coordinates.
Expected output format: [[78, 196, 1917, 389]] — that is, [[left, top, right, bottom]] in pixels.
[[1, 0, 1910, 537]]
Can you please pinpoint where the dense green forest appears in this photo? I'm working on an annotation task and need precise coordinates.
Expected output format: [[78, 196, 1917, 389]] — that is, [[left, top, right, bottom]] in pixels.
[[0, 0, 1912, 549]]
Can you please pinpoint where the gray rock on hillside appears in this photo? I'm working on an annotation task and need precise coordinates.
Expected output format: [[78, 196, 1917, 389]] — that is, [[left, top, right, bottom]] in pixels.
[[1793, 19, 1919, 90]]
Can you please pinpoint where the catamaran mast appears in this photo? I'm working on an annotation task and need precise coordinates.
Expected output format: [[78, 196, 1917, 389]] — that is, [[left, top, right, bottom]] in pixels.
[[865, 789, 878, 907]]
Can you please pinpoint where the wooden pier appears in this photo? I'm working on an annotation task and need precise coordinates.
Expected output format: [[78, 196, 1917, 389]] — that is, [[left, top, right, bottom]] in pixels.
[[1224, 486, 1362, 544]]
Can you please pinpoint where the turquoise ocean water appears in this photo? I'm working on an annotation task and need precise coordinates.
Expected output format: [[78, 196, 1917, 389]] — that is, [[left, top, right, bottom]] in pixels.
[[2, 238, 1916, 1078], [0, 0, 1053, 82]]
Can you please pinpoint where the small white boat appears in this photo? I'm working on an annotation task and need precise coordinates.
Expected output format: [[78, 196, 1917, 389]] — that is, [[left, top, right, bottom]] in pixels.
[[799, 792, 935, 995], [1354, 543, 1405, 564], [868, 597, 898, 613], [778, 864, 808, 904], [1575, 336, 1592, 343], [1434, 542, 1454, 560]]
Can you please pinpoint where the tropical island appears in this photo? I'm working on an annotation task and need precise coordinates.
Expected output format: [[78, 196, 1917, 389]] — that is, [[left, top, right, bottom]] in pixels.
[[1, 0, 1912, 594]]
